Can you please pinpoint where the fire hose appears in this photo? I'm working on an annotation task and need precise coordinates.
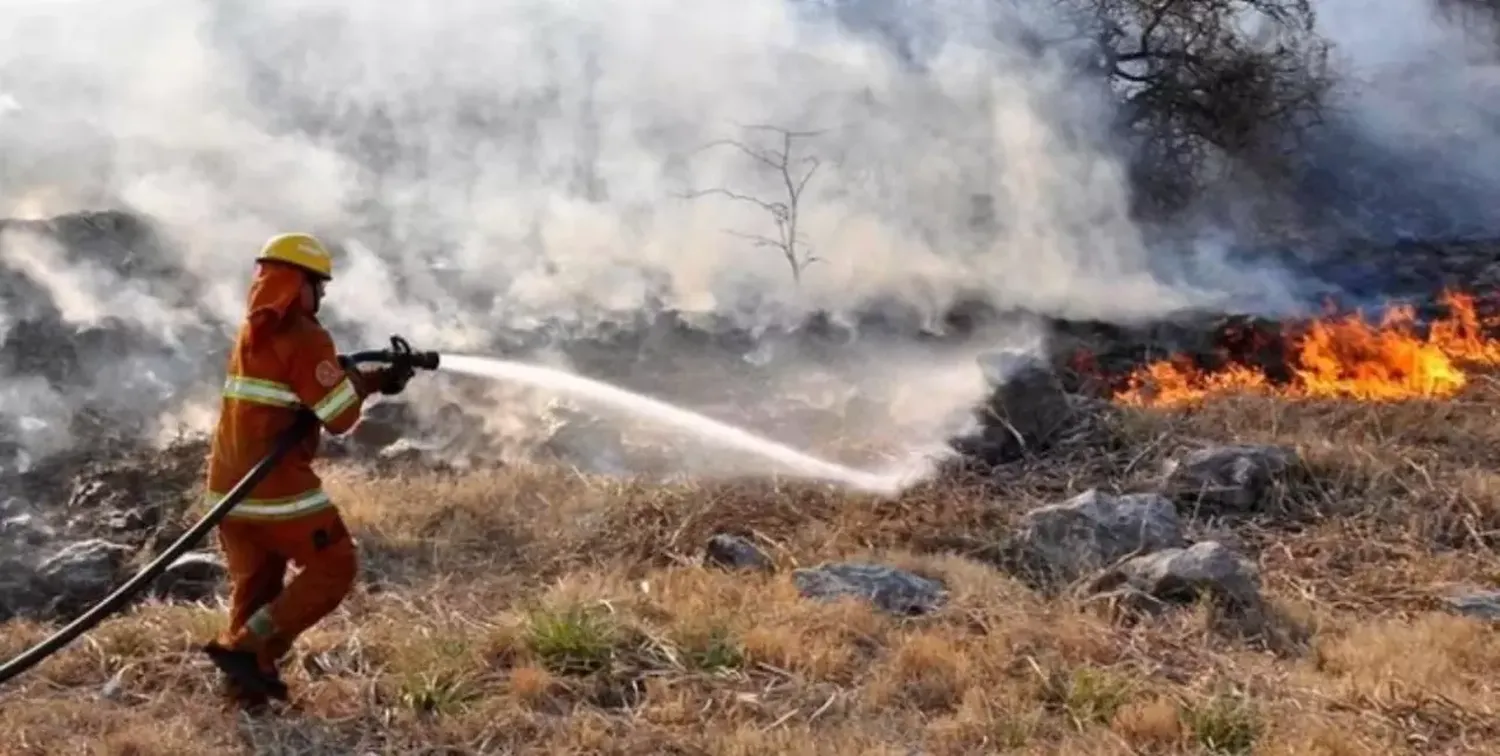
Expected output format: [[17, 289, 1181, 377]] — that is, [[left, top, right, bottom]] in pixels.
[[0, 335, 440, 688]]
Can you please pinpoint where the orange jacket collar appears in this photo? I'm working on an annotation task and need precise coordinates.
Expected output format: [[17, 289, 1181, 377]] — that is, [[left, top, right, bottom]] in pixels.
[[246, 261, 310, 335]]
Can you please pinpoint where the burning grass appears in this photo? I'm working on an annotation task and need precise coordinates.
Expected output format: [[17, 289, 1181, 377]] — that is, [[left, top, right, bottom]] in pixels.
[[4, 289, 1500, 754], [1111, 290, 1500, 407]]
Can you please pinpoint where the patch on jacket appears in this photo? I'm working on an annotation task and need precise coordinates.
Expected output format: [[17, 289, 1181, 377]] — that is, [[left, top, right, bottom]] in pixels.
[[316, 360, 344, 388]]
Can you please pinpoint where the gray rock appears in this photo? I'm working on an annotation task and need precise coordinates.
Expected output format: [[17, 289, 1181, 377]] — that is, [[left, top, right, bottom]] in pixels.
[[950, 349, 1078, 467], [1190, 524, 1251, 556], [35, 539, 133, 612], [150, 551, 227, 602], [704, 534, 773, 572], [792, 563, 947, 615], [1444, 590, 1500, 622], [1003, 489, 1186, 587], [1091, 541, 1262, 610], [1162, 444, 1300, 516]]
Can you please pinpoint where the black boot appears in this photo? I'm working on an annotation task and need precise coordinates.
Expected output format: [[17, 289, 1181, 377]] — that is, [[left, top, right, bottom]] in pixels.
[[202, 641, 289, 702], [219, 676, 273, 713]]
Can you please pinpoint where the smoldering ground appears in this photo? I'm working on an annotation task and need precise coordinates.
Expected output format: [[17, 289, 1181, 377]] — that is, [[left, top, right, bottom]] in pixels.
[[0, 0, 1494, 485]]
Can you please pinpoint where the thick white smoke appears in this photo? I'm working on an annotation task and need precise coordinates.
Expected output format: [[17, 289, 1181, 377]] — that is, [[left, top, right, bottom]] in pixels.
[[6, 0, 1476, 478], [0, 0, 1266, 329]]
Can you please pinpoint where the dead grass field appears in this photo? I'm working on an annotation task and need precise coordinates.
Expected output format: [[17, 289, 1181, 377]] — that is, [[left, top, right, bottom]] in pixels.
[[4, 378, 1500, 755]]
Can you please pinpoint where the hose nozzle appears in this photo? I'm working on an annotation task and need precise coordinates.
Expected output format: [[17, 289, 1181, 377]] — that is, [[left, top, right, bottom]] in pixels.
[[388, 335, 440, 371], [337, 335, 440, 371]]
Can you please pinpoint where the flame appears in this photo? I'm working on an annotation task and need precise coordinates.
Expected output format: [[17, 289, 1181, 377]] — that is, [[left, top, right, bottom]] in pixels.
[[1116, 291, 1500, 407]]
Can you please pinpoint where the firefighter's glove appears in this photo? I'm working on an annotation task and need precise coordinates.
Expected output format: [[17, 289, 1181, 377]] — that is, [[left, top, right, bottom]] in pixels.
[[376, 363, 414, 396]]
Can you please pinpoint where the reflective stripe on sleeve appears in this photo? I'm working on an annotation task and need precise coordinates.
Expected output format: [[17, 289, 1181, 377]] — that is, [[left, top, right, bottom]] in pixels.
[[223, 375, 300, 408], [208, 489, 333, 520], [312, 377, 358, 422]]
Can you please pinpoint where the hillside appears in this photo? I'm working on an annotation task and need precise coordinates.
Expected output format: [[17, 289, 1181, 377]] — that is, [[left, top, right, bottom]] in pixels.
[[4, 292, 1500, 754]]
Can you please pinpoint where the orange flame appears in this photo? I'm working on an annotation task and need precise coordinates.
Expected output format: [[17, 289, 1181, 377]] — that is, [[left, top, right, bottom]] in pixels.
[[1116, 291, 1500, 407]]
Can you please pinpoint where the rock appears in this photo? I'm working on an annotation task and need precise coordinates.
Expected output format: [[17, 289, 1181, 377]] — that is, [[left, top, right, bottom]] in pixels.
[[34, 539, 133, 614], [150, 551, 227, 602], [792, 562, 947, 615], [1001, 489, 1186, 587], [1089, 541, 1262, 610], [1444, 590, 1500, 622], [948, 349, 1079, 467], [1161, 444, 1300, 517], [704, 534, 773, 571]]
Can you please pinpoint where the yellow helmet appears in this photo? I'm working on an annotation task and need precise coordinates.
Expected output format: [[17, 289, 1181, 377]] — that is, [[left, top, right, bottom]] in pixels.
[[255, 232, 334, 280]]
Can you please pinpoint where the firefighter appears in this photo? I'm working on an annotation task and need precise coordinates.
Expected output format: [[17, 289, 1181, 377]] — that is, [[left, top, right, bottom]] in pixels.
[[199, 232, 412, 706]]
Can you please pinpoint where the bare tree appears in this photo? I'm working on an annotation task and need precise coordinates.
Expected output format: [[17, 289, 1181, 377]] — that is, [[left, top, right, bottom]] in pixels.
[[1106, 0, 1332, 213], [1003, 0, 1333, 215], [681, 124, 824, 285]]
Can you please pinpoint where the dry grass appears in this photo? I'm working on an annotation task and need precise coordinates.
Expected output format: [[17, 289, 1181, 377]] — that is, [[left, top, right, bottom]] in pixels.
[[5, 379, 1500, 755]]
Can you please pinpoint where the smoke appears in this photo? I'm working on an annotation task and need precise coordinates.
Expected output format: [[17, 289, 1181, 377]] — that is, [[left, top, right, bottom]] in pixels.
[[0, 375, 72, 473], [2, 0, 1281, 315], [5, 0, 1482, 480], [1296, 0, 1500, 240]]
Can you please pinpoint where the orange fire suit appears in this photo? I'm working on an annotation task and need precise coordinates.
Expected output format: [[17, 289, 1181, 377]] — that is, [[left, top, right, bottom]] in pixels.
[[205, 261, 390, 674]]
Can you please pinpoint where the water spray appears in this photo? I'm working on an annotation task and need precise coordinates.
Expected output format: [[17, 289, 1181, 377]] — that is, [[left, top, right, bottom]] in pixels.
[[351, 343, 921, 494], [435, 354, 930, 496]]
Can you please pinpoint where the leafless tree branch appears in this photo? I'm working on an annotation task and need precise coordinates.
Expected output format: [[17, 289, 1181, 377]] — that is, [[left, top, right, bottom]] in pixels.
[[677, 125, 825, 285]]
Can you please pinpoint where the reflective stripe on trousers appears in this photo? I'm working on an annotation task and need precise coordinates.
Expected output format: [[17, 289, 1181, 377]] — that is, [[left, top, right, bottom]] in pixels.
[[222, 373, 358, 422], [208, 489, 334, 520]]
